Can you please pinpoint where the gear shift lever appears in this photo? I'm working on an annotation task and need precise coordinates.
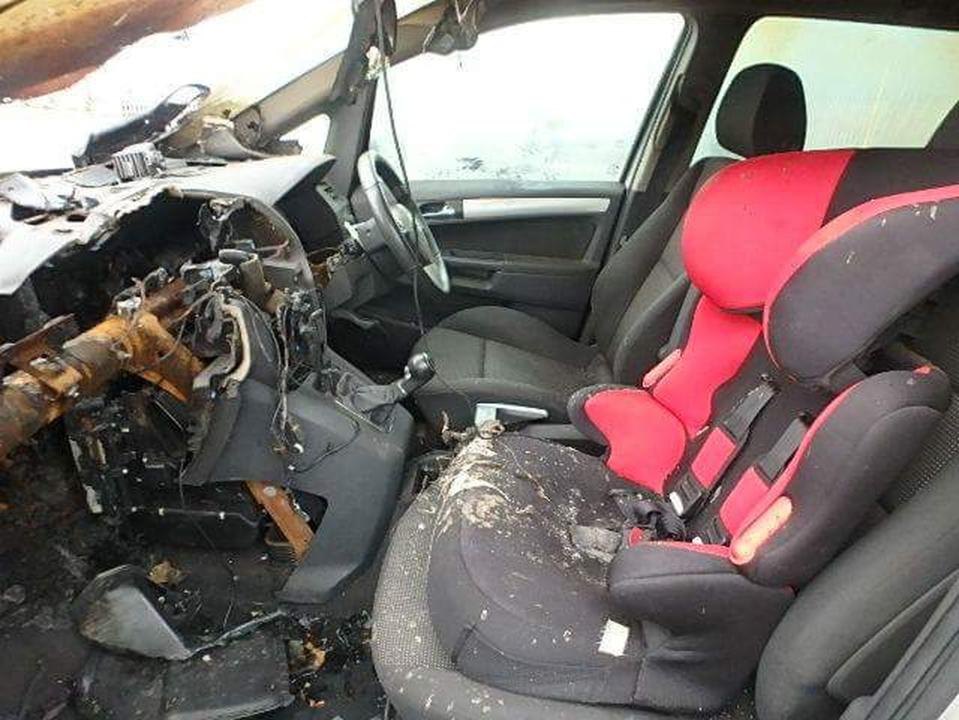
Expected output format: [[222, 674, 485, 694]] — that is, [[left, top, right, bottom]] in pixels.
[[344, 352, 435, 425], [394, 352, 436, 398]]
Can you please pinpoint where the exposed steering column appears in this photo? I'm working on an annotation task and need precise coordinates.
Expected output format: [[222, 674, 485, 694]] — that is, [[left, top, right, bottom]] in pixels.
[[354, 150, 450, 293]]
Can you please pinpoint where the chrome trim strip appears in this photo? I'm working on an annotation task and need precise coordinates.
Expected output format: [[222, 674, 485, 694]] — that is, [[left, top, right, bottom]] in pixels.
[[462, 196, 610, 221]]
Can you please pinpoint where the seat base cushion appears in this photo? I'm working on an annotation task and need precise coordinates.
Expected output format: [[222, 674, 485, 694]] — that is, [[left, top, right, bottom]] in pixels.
[[372, 468, 720, 720], [413, 307, 612, 430], [427, 433, 647, 706]]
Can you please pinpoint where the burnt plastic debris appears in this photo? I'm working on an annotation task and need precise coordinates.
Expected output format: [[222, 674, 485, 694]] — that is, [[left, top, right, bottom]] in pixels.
[[76, 631, 293, 720], [72, 565, 286, 661], [73, 565, 196, 661], [289, 611, 378, 713]]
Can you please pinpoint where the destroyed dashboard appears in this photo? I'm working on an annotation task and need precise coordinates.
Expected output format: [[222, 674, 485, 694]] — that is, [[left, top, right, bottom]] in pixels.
[[0, 150, 417, 608]]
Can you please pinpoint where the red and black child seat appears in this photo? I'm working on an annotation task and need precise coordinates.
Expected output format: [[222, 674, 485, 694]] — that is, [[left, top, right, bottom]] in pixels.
[[424, 150, 959, 714]]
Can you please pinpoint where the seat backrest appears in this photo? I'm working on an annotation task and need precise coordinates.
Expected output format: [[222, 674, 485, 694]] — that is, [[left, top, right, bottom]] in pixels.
[[726, 185, 959, 587], [929, 100, 959, 149], [574, 149, 959, 587], [587, 64, 808, 380]]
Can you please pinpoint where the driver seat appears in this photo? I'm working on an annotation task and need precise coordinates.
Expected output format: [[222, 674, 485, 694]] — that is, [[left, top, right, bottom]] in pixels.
[[413, 63, 809, 429]]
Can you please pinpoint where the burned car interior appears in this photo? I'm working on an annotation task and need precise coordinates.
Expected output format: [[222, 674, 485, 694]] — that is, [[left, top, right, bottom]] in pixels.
[[3, 1, 959, 719]]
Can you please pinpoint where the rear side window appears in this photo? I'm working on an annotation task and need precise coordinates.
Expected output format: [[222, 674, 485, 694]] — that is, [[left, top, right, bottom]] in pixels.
[[371, 13, 686, 182], [694, 17, 959, 159]]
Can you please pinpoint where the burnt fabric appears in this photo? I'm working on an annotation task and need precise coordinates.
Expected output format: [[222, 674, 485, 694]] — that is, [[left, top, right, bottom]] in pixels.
[[413, 63, 809, 431], [425, 152, 959, 713]]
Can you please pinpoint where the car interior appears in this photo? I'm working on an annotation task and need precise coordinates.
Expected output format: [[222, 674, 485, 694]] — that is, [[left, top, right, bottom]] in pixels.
[[4, 1, 959, 719]]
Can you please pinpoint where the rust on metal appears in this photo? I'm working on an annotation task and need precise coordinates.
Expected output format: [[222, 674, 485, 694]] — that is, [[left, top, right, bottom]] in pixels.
[[0, 315, 75, 371], [0, 279, 201, 458]]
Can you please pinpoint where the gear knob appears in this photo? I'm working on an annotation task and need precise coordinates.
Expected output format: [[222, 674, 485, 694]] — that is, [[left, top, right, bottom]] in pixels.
[[397, 352, 435, 396]]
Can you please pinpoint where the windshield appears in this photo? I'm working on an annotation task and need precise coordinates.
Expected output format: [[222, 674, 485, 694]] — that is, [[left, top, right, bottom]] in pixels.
[[0, 0, 429, 172]]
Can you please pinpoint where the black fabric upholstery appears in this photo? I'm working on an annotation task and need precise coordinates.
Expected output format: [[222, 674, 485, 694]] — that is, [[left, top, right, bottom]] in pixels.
[[839, 577, 959, 720], [929, 101, 959, 149], [823, 148, 959, 222], [608, 543, 793, 712], [598, 157, 734, 380], [426, 433, 791, 713], [715, 64, 807, 157], [768, 194, 959, 384], [372, 467, 752, 720], [412, 65, 809, 430], [427, 435, 640, 705], [413, 159, 730, 430], [756, 452, 959, 720], [742, 369, 950, 588], [413, 306, 612, 428]]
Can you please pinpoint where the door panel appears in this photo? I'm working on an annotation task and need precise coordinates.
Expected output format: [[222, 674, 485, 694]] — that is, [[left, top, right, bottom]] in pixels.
[[347, 12, 688, 368], [404, 179, 623, 336], [353, 181, 622, 364]]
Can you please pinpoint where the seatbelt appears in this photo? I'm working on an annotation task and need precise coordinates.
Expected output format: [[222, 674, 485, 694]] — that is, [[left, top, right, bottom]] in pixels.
[[694, 415, 809, 545], [756, 416, 809, 481], [669, 377, 778, 517], [578, 415, 809, 552]]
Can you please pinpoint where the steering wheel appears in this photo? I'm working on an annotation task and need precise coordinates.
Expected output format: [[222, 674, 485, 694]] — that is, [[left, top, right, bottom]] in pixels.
[[356, 150, 450, 293]]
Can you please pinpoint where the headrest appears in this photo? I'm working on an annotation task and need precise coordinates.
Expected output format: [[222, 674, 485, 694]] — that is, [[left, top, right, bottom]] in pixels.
[[765, 185, 959, 384], [716, 64, 807, 157], [681, 150, 854, 311], [929, 102, 959, 149]]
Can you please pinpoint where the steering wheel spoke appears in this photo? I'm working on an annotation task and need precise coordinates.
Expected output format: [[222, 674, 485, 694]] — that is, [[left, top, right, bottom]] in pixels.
[[356, 151, 450, 293]]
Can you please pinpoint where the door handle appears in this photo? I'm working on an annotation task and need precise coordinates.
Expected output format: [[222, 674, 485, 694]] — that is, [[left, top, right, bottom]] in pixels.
[[419, 202, 458, 220]]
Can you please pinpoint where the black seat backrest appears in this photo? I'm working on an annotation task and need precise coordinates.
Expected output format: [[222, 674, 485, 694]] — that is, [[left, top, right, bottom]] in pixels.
[[585, 64, 808, 381], [928, 100, 959, 149]]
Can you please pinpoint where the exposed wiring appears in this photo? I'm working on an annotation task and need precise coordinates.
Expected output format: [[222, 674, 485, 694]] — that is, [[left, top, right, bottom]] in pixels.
[[290, 416, 361, 474], [176, 460, 237, 631]]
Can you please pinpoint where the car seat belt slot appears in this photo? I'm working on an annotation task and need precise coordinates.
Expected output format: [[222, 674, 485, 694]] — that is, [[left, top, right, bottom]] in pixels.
[[756, 415, 809, 481], [691, 416, 810, 543], [669, 378, 778, 518]]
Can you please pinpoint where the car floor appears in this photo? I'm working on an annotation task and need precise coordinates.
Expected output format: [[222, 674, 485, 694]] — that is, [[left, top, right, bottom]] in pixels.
[[0, 439, 387, 720], [0, 438, 758, 720]]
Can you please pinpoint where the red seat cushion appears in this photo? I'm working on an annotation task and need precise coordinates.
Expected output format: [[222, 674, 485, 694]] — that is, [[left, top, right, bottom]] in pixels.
[[584, 388, 687, 493], [652, 297, 762, 435], [681, 150, 854, 311]]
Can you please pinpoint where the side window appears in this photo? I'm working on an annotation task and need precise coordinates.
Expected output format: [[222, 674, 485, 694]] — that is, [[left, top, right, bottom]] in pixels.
[[694, 17, 959, 160], [370, 13, 686, 183]]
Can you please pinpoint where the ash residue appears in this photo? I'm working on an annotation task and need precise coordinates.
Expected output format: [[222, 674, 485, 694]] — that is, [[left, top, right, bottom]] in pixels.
[[0, 441, 149, 631], [432, 434, 618, 589], [288, 611, 382, 716]]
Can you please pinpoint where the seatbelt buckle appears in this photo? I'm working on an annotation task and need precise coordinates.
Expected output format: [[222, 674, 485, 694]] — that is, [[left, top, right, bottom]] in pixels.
[[642, 348, 682, 389], [668, 473, 706, 518], [696, 516, 729, 546]]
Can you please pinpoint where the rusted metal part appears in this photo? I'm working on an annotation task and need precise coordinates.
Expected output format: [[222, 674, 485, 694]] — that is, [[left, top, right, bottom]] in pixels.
[[0, 314, 75, 379], [0, 0, 255, 99], [245, 480, 314, 561], [0, 279, 201, 458]]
